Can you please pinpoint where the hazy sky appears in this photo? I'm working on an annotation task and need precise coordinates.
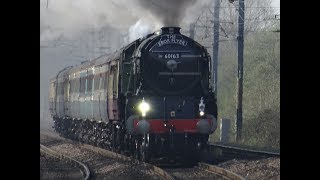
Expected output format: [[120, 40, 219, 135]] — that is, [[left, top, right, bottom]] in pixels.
[[272, 0, 280, 13], [272, 0, 280, 7]]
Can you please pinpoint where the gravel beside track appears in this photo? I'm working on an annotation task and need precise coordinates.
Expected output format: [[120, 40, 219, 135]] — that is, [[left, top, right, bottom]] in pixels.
[[218, 157, 280, 180], [40, 151, 83, 179], [209, 143, 280, 179], [164, 166, 224, 180]]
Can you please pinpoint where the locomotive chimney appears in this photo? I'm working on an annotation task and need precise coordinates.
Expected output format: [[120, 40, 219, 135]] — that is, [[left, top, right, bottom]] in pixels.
[[161, 27, 181, 34]]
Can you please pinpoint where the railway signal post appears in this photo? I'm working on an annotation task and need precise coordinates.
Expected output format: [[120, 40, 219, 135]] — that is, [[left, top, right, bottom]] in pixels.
[[212, 0, 220, 94], [236, 0, 245, 142]]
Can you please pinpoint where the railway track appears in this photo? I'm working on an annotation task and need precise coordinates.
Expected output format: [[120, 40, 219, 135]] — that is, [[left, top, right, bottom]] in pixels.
[[207, 143, 280, 179], [41, 130, 247, 179], [155, 142, 279, 179], [40, 144, 90, 180], [75, 141, 247, 179], [40, 130, 173, 180], [208, 143, 280, 163]]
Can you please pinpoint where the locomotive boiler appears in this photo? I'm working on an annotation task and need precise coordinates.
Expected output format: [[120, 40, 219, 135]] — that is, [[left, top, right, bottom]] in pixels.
[[49, 27, 217, 162]]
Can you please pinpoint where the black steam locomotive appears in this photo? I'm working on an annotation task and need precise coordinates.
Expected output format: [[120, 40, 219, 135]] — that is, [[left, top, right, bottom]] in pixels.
[[49, 27, 217, 162]]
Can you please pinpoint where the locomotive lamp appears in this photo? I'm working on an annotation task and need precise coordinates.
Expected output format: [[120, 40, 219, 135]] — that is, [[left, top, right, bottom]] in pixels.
[[199, 97, 205, 117], [138, 98, 150, 117]]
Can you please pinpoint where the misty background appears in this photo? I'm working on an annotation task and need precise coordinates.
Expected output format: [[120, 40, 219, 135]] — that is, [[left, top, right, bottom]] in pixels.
[[40, 0, 280, 150]]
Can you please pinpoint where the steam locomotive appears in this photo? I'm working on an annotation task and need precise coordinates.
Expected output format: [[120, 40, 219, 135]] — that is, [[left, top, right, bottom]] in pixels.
[[49, 27, 217, 162]]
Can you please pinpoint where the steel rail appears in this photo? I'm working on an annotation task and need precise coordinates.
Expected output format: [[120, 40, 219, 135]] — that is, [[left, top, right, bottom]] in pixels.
[[81, 144, 175, 180], [209, 143, 280, 158]]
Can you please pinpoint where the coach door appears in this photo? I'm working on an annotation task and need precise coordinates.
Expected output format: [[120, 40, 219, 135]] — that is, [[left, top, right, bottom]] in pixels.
[[107, 61, 119, 121], [49, 80, 56, 116], [64, 78, 70, 117]]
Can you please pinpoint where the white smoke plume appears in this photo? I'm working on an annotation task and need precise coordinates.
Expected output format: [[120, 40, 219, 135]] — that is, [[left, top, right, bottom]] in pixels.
[[127, 19, 161, 43], [135, 0, 195, 26]]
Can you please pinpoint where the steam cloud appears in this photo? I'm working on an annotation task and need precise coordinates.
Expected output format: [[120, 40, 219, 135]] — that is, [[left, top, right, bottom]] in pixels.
[[128, 19, 153, 42], [136, 0, 196, 26]]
